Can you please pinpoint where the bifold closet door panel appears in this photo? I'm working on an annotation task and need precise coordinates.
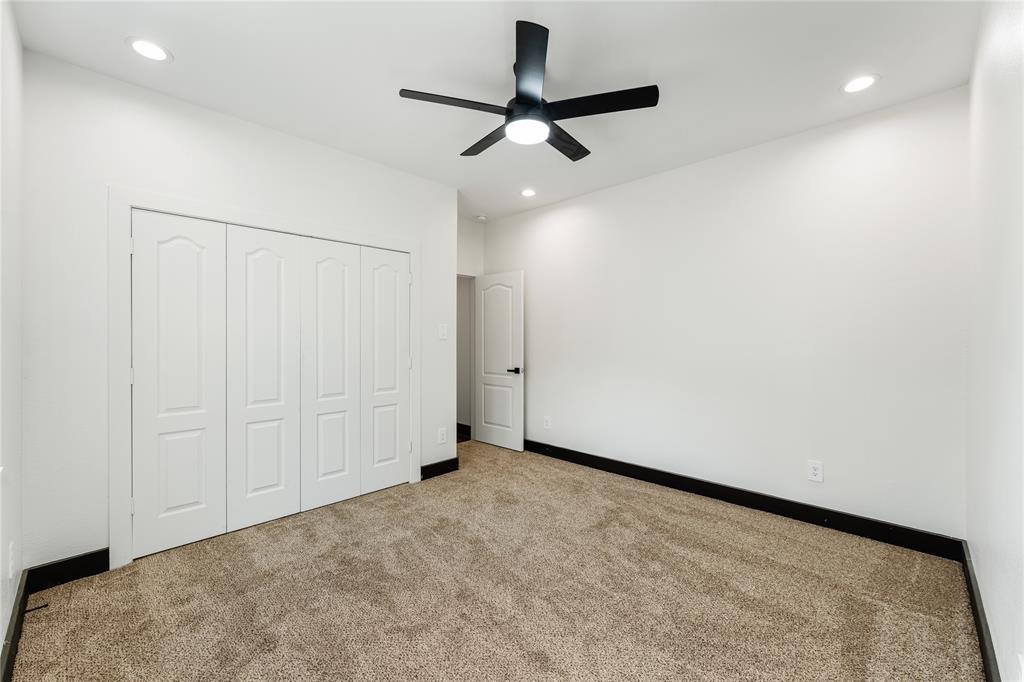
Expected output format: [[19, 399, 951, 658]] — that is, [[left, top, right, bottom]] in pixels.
[[131, 210, 227, 558], [300, 239, 362, 511], [360, 247, 412, 494], [226, 225, 302, 531]]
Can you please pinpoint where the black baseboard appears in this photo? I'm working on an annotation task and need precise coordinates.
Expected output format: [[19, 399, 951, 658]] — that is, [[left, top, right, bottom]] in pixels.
[[525, 440, 962, 559], [421, 457, 459, 480], [961, 541, 1001, 681], [0, 570, 28, 682], [25, 548, 109, 595], [456, 423, 471, 439], [0, 549, 110, 681]]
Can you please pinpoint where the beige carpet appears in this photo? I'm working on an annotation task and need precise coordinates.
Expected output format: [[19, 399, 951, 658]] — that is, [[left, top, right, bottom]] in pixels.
[[16, 441, 982, 681]]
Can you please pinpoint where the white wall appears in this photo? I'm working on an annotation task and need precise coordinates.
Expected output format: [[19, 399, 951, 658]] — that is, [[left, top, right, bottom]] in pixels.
[[457, 276, 474, 427], [486, 88, 971, 538], [21, 53, 457, 567], [457, 218, 484, 276], [967, 2, 1024, 678], [0, 0, 22, 633]]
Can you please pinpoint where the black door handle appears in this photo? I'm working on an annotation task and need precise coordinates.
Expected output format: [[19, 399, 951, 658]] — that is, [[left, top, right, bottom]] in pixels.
[[506, 367, 521, 374]]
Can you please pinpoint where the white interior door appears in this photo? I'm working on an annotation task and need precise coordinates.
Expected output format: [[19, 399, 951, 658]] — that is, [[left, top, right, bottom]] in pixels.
[[300, 238, 361, 510], [226, 225, 302, 530], [360, 247, 411, 494], [131, 210, 226, 557], [474, 271, 524, 451]]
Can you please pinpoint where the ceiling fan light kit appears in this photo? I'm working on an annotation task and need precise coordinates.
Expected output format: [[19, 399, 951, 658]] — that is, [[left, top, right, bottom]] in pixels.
[[400, 20, 660, 161], [505, 116, 550, 145]]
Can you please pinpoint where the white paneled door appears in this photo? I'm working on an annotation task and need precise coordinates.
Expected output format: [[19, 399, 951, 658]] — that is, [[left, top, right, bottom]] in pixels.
[[132, 210, 227, 558], [132, 217, 414, 557], [474, 271, 524, 451], [226, 225, 302, 531], [360, 247, 412, 494], [300, 239, 361, 511]]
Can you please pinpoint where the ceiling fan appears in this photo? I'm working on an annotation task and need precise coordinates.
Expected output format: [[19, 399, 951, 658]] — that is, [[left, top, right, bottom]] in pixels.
[[399, 20, 660, 162]]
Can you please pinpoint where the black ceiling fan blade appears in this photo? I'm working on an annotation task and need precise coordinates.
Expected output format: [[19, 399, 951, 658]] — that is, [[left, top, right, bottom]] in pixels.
[[461, 124, 507, 156], [546, 85, 660, 121], [514, 21, 549, 103], [547, 123, 590, 162], [399, 89, 508, 116]]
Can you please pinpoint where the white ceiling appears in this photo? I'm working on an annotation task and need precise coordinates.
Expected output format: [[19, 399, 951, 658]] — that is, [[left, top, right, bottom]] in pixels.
[[14, 1, 981, 219]]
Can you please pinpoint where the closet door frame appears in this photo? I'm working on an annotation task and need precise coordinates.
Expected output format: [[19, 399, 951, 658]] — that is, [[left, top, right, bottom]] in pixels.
[[107, 186, 423, 569]]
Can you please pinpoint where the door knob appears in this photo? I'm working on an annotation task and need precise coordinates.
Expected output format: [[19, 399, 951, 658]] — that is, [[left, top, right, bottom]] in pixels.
[[506, 367, 521, 374]]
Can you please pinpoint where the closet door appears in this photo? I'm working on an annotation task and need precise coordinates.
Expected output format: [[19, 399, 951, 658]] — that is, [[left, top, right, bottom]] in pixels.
[[360, 247, 411, 494], [132, 210, 226, 557], [226, 226, 302, 530], [300, 239, 361, 510]]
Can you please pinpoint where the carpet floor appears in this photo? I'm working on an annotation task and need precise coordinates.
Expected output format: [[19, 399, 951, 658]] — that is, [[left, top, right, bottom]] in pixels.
[[15, 441, 982, 681]]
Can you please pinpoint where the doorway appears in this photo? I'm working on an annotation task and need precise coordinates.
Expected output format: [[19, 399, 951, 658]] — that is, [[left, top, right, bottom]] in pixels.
[[456, 275, 475, 443], [456, 271, 526, 451]]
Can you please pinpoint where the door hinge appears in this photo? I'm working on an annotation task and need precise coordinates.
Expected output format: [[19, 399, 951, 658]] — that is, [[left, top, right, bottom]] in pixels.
[[408, 441, 413, 453], [408, 353, 413, 369], [129, 367, 134, 385], [130, 498, 135, 516], [129, 237, 135, 255]]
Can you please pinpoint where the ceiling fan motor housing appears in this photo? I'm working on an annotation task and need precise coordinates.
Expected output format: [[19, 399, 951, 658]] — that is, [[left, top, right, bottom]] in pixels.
[[506, 98, 548, 124]]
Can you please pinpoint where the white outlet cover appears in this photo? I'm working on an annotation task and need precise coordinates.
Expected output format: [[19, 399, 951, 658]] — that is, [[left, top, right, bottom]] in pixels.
[[543, 416, 552, 429], [807, 460, 824, 482], [438, 427, 448, 444], [438, 323, 448, 340]]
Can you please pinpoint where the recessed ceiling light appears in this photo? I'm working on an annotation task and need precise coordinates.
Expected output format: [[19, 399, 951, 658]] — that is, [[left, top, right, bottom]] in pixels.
[[129, 38, 171, 62], [505, 118, 550, 145], [476, 215, 487, 222], [521, 188, 536, 198], [843, 74, 877, 93]]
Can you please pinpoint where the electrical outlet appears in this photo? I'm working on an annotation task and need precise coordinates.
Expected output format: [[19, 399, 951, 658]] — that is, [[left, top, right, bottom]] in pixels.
[[438, 323, 448, 340], [437, 427, 448, 445], [806, 460, 823, 483], [543, 416, 552, 429]]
